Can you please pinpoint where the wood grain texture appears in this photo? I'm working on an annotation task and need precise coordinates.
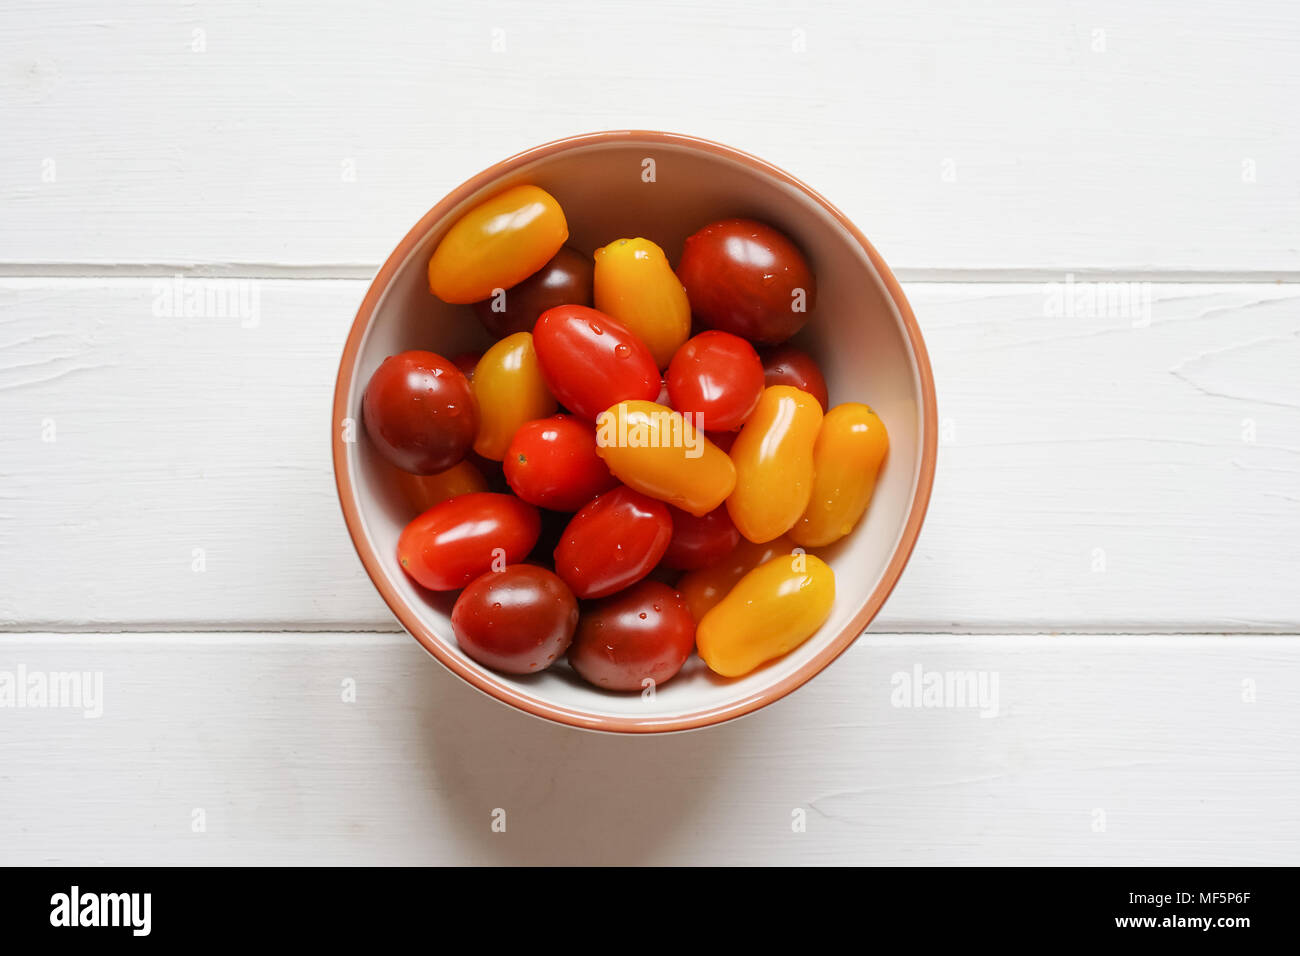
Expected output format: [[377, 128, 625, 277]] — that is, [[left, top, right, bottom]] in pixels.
[[0, 632, 1294, 865], [1, 0, 1297, 273], [1, 279, 1296, 631]]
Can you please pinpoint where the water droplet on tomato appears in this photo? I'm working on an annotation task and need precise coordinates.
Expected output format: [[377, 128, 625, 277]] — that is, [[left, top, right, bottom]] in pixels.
[[588, 322, 604, 335], [614, 344, 631, 358], [638, 612, 647, 620]]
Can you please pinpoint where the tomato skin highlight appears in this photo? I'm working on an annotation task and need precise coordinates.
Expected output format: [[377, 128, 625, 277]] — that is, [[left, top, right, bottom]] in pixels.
[[760, 345, 829, 411], [791, 403, 889, 547], [427, 185, 569, 304], [472, 246, 593, 339], [678, 218, 817, 345], [470, 332, 556, 461], [533, 305, 660, 421], [593, 237, 691, 368], [553, 485, 672, 599], [726, 385, 823, 542], [675, 535, 796, 622], [397, 492, 541, 591], [696, 553, 835, 677], [451, 565, 579, 674], [661, 504, 740, 571], [362, 350, 478, 475], [666, 330, 764, 432], [568, 581, 696, 691], [504, 414, 618, 512], [594, 400, 736, 517]]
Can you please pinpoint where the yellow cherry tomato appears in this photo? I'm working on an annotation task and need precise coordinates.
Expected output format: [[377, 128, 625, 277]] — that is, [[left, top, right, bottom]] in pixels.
[[676, 535, 796, 623], [593, 237, 691, 368], [790, 402, 889, 547], [696, 553, 836, 677], [471, 332, 556, 461], [428, 185, 569, 304], [726, 385, 823, 543], [389, 459, 488, 516], [594, 399, 735, 516]]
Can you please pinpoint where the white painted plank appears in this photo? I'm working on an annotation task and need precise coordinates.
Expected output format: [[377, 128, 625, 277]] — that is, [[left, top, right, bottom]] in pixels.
[[1, 1, 1298, 273], [1, 279, 1298, 631], [0, 632, 1295, 865]]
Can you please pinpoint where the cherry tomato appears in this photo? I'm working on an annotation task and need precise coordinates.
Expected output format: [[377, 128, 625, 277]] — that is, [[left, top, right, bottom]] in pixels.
[[697, 553, 835, 677], [397, 492, 541, 591], [553, 485, 671, 599], [363, 350, 477, 474], [504, 414, 617, 512], [791, 403, 889, 547], [666, 330, 764, 431], [675, 535, 796, 622], [533, 305, 659, 421], [450, 565, 579, 674], [661, 504, 740, 571], [470, 332, 556, 461], [568, 581, 696, 691], [707, 429, 737, 454], [387, 458, 488, 516], [726, 385, 822, 542], [471, 246, 593, 339], [761, 345, 829, 411], [678, 218, 816, 345], [593, 237, 691, 368], [594, 400, 736, 517], [450, 351, 482, 380], [428, 185, 569, 304]]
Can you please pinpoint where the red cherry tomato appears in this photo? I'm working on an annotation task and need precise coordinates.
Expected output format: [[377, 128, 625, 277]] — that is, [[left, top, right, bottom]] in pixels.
[[471, 246, 593, 339], [533, 305, 660, 421], [761, 345, 829, 411], [451, 565, 579, 674], [666, 330, 764, 431], [504, 414, 618, 511], [553, 485, 671, 599], [568, 580, 696, 691], [678, 218, 817, 345], [397, 492, 540, 591], [661, 504, 741, 571], [363, 351, 477, 474]]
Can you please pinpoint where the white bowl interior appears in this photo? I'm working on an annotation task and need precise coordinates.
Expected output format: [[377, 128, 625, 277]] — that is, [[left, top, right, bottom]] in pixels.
[[345, 138, 926, 724]]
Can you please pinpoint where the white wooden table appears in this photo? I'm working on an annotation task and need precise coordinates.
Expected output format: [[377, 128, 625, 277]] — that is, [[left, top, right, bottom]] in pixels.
[[2, 1, 1297, 865]]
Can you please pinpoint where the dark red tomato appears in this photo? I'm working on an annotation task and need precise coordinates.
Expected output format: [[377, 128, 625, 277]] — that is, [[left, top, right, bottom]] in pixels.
[[760, 345, 829, 411], [661, 504, 741, 571], [707, 429, 737, 454], [397, 492, 540, 591], [450, 350, 482, 380], [363, 351, 478, 474], [568, 581, 696, 691], [533, 305, 659, 421], [678, 218, 817, 345], [554, 485, 671, 599], [504, 414, 617, 511], [451, 565, 579, 674], [666, 330, 764, 431], [471, 246, 594, 339]]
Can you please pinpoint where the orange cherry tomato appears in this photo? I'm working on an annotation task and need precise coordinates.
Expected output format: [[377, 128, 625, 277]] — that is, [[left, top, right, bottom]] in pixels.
[[471, 332, 556, 461], [593, 237, 691, 368], [427, 185, 568, 304], [696, 553, 835, 678], [675, 534, 796, 622], [594, 400, 736, 517], [790, 403, 889, 547], [725, 385, 823, 542], [389, 459, 488, 516]]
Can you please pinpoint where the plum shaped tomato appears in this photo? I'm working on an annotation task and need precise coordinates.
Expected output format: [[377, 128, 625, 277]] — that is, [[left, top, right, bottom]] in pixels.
[[593, 237, 691, 368], [726, 385, 823, 543], [553, 485, 671, 599], [397, 492, 541, 591], [666, 330, 764, 431], [790, 402, 889, 548], [472, 246, 593, 339], [568, 580, 696, 692], [532, 305, 659, 421], [386, 458, 488, 517], [675, 534, 797, 623], [451, 565, 579, 674], [678, 218, 816, 345], [661, 504, 741, 571], [362, 350, 477, 474], [504, 414, 617, 512], [470, 332, 556, 461], [427, 185, 568, 304], [760, 344, 828, 411]]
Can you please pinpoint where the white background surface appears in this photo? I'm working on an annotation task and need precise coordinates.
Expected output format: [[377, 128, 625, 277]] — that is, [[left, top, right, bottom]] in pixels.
[[1, 1, 1297, 865]]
